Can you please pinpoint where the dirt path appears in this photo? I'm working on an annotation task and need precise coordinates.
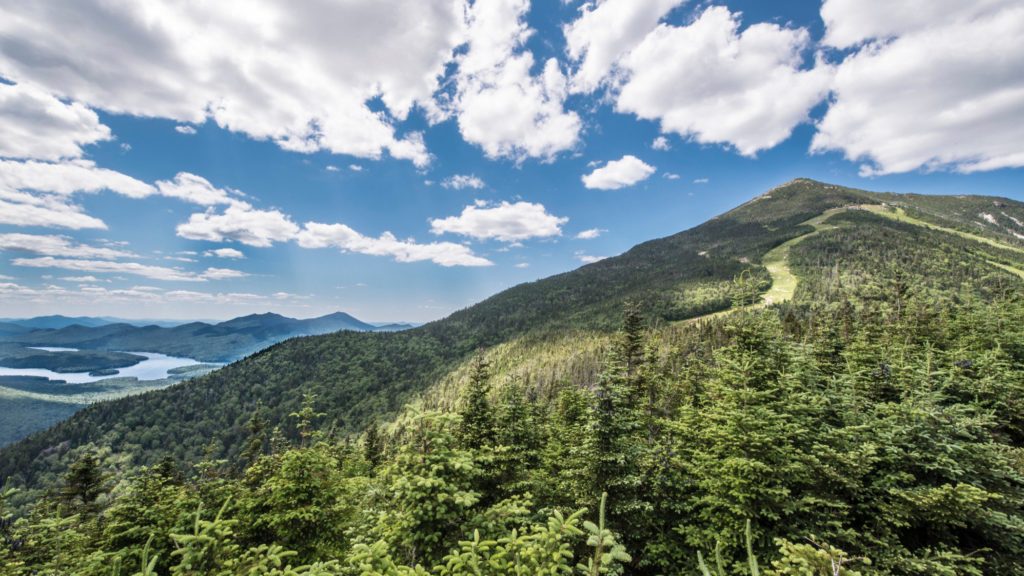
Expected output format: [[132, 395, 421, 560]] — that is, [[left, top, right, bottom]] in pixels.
[[679, 209, 841, 326], [680, 202, 1024, 326]]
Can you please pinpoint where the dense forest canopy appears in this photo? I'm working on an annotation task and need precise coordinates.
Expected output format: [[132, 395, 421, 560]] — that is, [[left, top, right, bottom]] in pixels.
[[3, 179, 1024, 574]]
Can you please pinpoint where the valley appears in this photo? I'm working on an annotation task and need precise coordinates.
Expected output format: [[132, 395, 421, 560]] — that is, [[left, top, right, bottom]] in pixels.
[[0, 311, 409, 446]]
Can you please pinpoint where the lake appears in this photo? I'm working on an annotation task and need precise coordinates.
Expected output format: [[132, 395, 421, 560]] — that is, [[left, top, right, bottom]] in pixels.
[[0, 349, 204, 383]]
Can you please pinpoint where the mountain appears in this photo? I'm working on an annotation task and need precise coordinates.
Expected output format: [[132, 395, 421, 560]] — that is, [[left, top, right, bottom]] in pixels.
[[0, 310, 402, 363], [0, 322, 31, 338], [3, 315, 116, 330], [4, 178, 1023, 487], [4, 178, 1024, 573]]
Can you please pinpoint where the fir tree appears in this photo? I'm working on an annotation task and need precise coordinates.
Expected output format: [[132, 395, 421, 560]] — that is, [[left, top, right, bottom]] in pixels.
[[59, 452, 107, 517], [363, 421, 385, 468], [458, 354, 495, 447]]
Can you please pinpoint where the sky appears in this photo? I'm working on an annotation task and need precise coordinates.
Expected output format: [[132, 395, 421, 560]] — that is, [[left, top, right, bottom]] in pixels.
[[0, 0, 1022, 322]]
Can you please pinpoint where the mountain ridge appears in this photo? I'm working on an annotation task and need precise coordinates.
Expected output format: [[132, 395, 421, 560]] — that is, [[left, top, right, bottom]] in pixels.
[[0, 310, 403, 363]]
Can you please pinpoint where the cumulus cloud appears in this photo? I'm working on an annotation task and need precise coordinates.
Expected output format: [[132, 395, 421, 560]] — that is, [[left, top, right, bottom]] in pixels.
[[430, 200, 568, 242], [175, 125, 197, 135], [0, 196, 107, 230], [813, 0, 1024, 174], [297, 223, 492, 267], [12, 256, 247, 282], [0, 233, 134, 259], [564, 0, 685, 93], [582, 155, 655, 189], [575, 251, 606, 264], [663, 172, 680, 180], [0, 81, 112, 161], [155, 172, 239, 206], [0, 159, 154, 199], [0, 281, 295, 310], [0, 1, 465, 167], [0, 159, 155, 229], [205, 247, 245, 259], [651, 136, 671, 151], [575, 228, 605, 239], [200, 267, 249, 280], [605, 6, 831, 156], [176, 204, 300, 247], [441, 174, 486, 189], [449, 0, 581, 161]]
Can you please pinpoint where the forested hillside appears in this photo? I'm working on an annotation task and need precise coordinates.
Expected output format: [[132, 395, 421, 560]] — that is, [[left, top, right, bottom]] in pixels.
[[2, 179, 1024, 574]]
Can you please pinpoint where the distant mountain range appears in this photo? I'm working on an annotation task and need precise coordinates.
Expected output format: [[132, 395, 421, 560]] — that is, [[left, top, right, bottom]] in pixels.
[[0, 312, 414, 363]]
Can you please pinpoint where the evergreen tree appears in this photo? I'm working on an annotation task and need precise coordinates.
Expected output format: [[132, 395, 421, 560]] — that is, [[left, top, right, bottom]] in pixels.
[[458, 354, 495, 447], [59, 452, 107, 517], [240, 404, 269, 470], [363, 421, 385, 468]]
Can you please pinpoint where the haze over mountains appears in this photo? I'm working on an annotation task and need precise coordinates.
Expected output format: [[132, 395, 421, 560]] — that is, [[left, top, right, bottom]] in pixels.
[[0, 312, 414, 363]]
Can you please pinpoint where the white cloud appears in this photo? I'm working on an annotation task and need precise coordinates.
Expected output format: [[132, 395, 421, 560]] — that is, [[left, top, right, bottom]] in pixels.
[[0, 196, 107, 230], [813, 0, 1024, 174], [564, 0, 685, 93], [0, 81, 112, 161], [663, 172, 680, 180], [0, 159, 154, 199], [514, 262, 529, 268], [693, 177, 709, 184], [0, 233, 134, 259], [205, 247, 245, 259], [582, 155, 655, 189], [0, 281, 296, 309], [430, 200, 568, 242], [0, 159, 155, 229], [613, 6, 832, 156], [12, 256, 246, 282], [200, 267, 248, 280], [155, 172, 238, 206], [441, 174, 486, 189], [349, 164, 364, 172], [176, 203, 300, 247], [0, 1, 466, 167], [297, 222, 492, 267], [325, 165, 340, 172], [449, 0, 581, 161], [575, 251, 606, 264], [175, 125, 197, 135], [651, 136, 671, 150], [575, 228, 605, 239]]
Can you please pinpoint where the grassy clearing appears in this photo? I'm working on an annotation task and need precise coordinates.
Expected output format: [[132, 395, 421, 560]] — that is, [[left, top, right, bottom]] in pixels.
[[862, 204, 1024, 255]]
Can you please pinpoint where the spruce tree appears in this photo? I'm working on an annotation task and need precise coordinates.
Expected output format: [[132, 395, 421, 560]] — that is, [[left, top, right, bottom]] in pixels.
[[59, 452, 107, 517], [458, 354, 495, 446], [363, 421, 384, 468], [241, 405, 268, 471]]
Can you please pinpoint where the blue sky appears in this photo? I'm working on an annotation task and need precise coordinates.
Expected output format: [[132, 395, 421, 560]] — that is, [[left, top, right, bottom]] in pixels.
[[1, 0, 1022, 322]]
